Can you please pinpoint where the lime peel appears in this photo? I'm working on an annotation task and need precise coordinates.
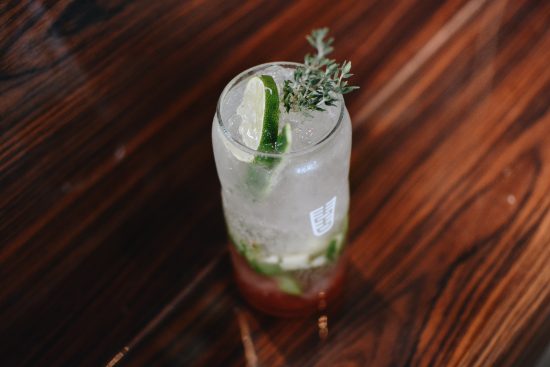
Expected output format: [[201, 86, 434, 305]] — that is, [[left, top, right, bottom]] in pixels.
[[237, 75, 279, 153]]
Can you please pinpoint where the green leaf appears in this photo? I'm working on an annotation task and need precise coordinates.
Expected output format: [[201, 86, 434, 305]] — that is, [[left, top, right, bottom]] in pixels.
[[325, 239, 338, 261], [283, 27, 358, 113], [276, 275, 302, 295], [325, 216, 349, 262], [237, 241, 284, 276], [251, 260, 284, 276]]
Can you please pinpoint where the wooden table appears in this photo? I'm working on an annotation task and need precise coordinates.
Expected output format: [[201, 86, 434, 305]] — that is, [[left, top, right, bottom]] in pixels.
[[2, 1, 549, 366]]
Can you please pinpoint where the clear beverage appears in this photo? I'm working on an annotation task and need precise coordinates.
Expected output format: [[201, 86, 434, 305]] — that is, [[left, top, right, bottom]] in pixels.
[[212, 62, 352, 317]]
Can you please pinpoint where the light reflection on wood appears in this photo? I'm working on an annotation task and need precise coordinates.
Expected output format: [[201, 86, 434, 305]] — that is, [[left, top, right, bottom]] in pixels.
[[105, 346, 129, 367], [236, 309, 258, 367], [318, 291, 329, 340]]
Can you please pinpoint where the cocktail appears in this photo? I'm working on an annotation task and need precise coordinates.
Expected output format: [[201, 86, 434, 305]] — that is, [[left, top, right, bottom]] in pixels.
[[212, 29, 357, 317]]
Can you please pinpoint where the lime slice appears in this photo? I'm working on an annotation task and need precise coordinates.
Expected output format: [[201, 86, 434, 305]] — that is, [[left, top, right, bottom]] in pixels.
[[237, 75, 279, 153], [254, 122, 292, 168], [276, 122, 292, 154], [234, 75, 293, 196], [247, 122, 292, 196]]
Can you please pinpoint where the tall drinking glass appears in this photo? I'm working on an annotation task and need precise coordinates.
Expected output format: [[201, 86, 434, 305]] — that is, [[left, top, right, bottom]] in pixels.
[[212, 62, 352, 317]]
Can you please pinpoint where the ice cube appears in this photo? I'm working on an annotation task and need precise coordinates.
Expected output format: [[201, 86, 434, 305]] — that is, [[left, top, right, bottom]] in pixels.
[[262, 65, 294, 89]]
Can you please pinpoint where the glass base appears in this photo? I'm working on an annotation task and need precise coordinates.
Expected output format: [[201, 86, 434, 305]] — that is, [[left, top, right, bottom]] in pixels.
[[229, 244, 346, 317]]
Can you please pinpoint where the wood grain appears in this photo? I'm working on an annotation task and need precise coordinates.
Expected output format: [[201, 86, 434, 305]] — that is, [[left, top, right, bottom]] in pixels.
[[1, 0, 549, 366]]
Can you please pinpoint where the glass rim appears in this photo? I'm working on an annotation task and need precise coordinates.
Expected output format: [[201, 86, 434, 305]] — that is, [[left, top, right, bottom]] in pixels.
[[216, 61, 345, 158]]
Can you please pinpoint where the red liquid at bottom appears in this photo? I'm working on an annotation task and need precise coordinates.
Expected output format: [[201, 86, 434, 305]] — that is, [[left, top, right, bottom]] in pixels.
[[229, 244, 346, 317]]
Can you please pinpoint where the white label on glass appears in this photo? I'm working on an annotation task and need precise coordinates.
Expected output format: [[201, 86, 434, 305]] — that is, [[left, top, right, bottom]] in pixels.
[[309, 196, 337, 236]]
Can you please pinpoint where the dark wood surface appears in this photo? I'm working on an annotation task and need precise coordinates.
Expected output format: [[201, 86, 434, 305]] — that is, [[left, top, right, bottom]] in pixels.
[[2, 0, 549, 366]]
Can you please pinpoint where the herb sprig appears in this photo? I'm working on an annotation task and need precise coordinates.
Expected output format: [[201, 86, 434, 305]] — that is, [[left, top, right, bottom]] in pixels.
[[283, 28, 358, 113]]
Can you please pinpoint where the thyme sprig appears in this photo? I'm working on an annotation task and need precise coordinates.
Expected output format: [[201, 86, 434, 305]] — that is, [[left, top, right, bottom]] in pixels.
[[283, 28, 359, 113]]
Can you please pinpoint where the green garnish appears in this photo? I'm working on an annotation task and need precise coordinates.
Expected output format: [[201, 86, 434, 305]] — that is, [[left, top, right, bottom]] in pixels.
[[325, 239, 339, 262], [246, 122, 291, 196], [283, 28, 359, 113], [276, 275, 302, 295], [251, 261, 284, 276]]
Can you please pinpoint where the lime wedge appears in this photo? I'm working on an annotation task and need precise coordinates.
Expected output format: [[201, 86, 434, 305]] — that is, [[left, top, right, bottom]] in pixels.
[[233, 75, 292, 196], [247, 122, 292, 195], [254, 122, 292, 168], [237, 75, 279, 153], [277, 122, 292, 154]]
